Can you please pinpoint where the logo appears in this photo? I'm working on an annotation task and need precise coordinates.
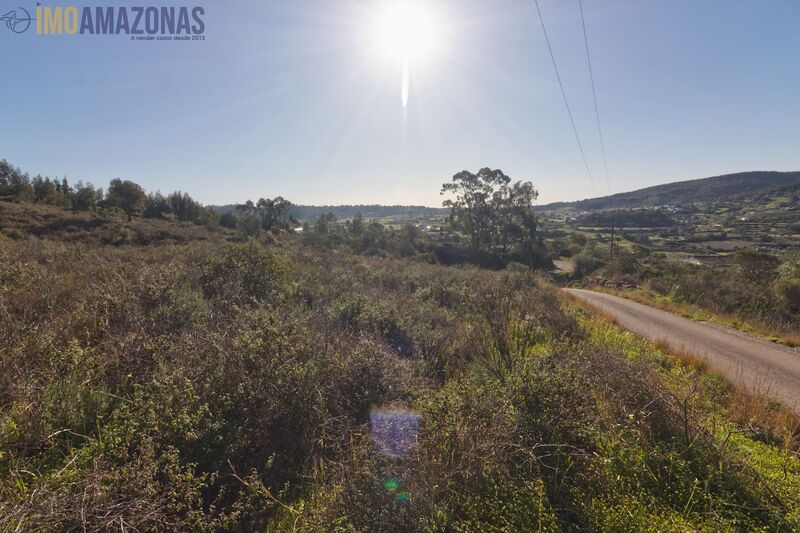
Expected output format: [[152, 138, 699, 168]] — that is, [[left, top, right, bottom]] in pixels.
[[1, 4, 205, 40], [1, 6, 34, 33]]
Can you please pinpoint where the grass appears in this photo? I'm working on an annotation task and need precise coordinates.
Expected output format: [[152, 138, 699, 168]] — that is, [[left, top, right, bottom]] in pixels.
[[565, 292, 800, 450], [561, 299, 800, 530], [571, 305, 800, 523], [652, 338, 710, 373]]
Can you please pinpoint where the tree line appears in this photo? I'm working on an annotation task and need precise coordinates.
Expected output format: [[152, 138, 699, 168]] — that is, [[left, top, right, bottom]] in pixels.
[[2, 159, 549, 268], [0, 159, 310, 237], [0, 159, 216, 225]]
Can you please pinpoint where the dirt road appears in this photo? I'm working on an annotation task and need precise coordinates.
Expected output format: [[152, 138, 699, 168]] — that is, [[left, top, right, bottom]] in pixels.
[[552, 259, 574, 274], [566, 288, 800, 412]]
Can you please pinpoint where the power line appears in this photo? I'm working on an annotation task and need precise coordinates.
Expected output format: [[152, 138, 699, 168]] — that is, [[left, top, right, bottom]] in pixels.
[[533, 0, 596, 193], [578, 0, 615, 255], [579, 0, 611, 193]]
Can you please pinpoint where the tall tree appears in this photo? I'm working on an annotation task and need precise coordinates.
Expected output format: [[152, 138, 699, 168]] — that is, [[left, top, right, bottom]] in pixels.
[[32, 175, 59, 205], [493, 180, 539, 253], [441, 168, 505, 250], [73, 181, 100, 212], [255, 196, 293, 231], [58, 177, 73, 209], [314, 212, 337, 234], [0, 160, 34, 202], [168, 191, 203, 221], [0, 160, 15, 199], [106, 179, 146, 221], [349, 212, 365, 236], [144, 192, 170, 218], [441, 168, 539, 254]]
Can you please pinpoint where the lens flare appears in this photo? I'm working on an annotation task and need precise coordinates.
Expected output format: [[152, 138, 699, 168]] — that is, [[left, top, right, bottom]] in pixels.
[[369, 407, 420, 457], [383, 478, 401, 491], [401, 60, 410, 108]]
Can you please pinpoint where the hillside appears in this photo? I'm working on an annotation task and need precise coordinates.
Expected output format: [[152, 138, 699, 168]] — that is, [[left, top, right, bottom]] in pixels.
[[214, 203, 448, 223], [537, 171, 800, 212], [0, 201, 223, 245], [212, 171, 800, 220]]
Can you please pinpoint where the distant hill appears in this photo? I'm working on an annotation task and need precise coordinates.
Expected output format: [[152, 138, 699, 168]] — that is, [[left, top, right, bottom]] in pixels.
[[214, 204, 448, 222], [212, 171, 800, 220], [536, 171, 800, 212]]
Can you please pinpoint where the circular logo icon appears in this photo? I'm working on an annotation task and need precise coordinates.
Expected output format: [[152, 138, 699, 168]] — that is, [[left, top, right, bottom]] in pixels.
[[1, 7, 34, 34]]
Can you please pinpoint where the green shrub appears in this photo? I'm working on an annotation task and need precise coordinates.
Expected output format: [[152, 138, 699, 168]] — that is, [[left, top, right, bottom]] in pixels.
[[151, 282, 209, 332], [572, 253, 601, 278], [1, 227, 25, 240], [201, 240, 290, 304], [602, 254, 640, 278], [774, 254, 800, 313]]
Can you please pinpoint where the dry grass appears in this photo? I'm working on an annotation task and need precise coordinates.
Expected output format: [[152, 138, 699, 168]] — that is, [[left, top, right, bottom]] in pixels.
[[651, 337, 800, 449], [780, 333, 800, 348], [652, 337, 709, 373], [727, 382, 800, 450]]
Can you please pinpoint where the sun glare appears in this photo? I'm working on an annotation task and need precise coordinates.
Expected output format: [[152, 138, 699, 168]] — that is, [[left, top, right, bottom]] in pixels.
[[371, 1, 441, 108], [377, 2, 436, 63]]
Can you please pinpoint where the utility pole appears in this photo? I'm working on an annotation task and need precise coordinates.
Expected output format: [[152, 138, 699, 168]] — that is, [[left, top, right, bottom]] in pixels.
[[610, 210, 616, 258]]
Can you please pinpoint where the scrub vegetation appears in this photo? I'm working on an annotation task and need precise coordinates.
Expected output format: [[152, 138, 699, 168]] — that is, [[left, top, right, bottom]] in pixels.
[[1, 161, 799, 531]]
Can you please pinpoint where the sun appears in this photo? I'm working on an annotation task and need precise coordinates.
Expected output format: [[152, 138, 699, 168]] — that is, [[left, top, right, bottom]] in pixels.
[[377, 2, 436, 63], [370, 1, 441, 108]]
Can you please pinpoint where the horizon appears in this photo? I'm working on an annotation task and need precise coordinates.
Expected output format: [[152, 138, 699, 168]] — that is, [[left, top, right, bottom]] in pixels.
[[5, 159, 798, 209], [2, 1, 799, 206]]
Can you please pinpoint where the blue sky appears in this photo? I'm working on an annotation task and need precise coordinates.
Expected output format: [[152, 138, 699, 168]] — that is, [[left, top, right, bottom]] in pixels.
[[1, 0, 798, 206]]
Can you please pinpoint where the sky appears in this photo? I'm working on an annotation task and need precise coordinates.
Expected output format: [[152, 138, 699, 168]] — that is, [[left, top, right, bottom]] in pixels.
[[1, 0, 799, 206]]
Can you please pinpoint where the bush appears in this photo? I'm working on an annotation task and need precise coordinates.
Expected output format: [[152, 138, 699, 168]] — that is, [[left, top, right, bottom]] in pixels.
[[572, 253, 601, 278], [1, 227, 25, 240], [774, 254, 800, 313], [201, 240, 290, 304], [602, 254, 640, 278]]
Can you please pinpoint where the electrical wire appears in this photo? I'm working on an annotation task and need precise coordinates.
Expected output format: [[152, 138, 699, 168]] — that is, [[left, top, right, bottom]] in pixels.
[[579, 0, 611, 193], [533, 0, 596, 193]]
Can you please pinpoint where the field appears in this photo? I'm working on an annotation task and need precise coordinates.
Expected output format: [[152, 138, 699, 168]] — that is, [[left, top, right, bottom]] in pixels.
[[2, 202, 800, 531], [541, 183, 800, 259]]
